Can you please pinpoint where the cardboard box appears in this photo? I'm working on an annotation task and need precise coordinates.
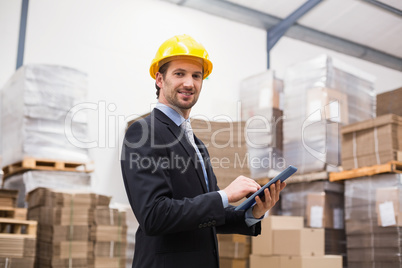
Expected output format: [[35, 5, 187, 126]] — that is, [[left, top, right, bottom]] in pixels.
[[306, 192, 344, 229], [0, 236, 36, 258], [90, 225, 128, 242], [307, 87, 349, 124], [28, 206, 94, 226], [347, 233, 402, 248], [37, 225, 89, 243], [192, 119, 251, 189], [348, 261, 401, 268], [217, 234, 251, 244], [240, 70, 283, 113], [348, 247, 401, 262], [375, 187, 402, 227], [341, 114, 402, 170], [252, 216, 303, 255], [325, 229, 346, 255], [250, 254, 342, 268], [217, 234, 251, 259], [37, 240, 92, 259], [250, 255, 281, 267], [94, 241, 127, 257], [27, 188, 99, 209], [94, 257, 125, 268], [273, 228, 324, 257], [281, 255, 342, 268], [220, 257, 249, 268], [0, 257, 34, 268], [94, 207, 126, 226], [37, 257, 90, 268], [377, 87, 402, 116], [218, 241, 250, 259]]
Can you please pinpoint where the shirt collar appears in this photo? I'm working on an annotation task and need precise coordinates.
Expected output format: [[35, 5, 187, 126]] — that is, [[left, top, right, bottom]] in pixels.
[[155, 102, 186, 127]]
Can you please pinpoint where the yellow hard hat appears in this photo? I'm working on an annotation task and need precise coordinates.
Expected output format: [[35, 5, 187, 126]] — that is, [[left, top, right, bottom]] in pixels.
[[149, 34, 213, 80]]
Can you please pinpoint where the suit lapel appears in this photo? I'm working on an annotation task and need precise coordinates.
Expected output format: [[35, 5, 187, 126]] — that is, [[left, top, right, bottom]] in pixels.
[[153, 109, 209, 193], [195, 136, 216, 191]]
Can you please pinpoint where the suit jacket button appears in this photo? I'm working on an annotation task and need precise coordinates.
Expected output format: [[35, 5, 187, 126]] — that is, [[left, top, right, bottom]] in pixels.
[[208, 222, 212, 226], [212, 220, 216, 225], [199, 224, 203, 228], [203, 223, 208, 227]]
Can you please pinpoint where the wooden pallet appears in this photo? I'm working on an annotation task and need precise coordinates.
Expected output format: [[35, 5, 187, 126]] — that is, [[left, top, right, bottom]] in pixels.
[[255, 171, 329, 186], [0, 218, 37, 237], [0, 207, 27, 220], [2, 158, 93, 180], [329, 161, 402, 182]]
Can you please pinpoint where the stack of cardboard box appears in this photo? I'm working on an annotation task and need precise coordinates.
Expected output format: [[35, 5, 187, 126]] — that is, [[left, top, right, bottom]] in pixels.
[[377, 87, 402, 116], [239, 70, 284, 179], [341, 114, 402, 170], [283, 55, 376, 175], [250, 216, 342, 268], [0, 189, 36, 267], [192, 119, 250, 190], [3, 170, 92, 208], [344, 173, 402, 267], [125, 210, 137, 268], [217, 234, 250, 268], [91, 207, 127, 268], [26, 187, 111, 268], [279, 180, 347, 265]]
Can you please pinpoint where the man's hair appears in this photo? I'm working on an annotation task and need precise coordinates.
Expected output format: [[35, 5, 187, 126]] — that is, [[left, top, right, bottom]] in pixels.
[[155, 62, 170, 99]]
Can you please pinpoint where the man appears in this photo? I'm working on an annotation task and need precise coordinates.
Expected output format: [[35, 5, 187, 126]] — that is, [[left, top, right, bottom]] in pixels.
[[121, 34, 286, 268]]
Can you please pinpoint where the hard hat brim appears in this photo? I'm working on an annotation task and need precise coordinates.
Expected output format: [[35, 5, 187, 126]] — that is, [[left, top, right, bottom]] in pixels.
[[150, 55, 213, 80]]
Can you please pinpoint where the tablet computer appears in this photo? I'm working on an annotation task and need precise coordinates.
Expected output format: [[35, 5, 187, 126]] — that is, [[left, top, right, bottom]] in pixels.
[[235, 165, 297, 211]]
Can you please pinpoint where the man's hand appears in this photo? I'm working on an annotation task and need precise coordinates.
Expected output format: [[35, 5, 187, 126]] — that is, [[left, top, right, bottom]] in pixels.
[[223, 176, 261, 203], [251, 180, 286, 219]]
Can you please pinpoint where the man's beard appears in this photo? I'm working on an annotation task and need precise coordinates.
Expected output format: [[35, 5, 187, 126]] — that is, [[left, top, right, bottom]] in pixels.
[[165, 92, 198, 113]]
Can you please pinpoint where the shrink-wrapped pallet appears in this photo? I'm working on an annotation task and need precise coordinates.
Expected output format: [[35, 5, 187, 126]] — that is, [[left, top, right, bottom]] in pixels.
[[240, 70, 284, 178], [344, 174, 402, 267], [279, 180, 346, 266], [0, 64, 90, 168], [283, 55, 376, 174], [3, 170, 91, 207]]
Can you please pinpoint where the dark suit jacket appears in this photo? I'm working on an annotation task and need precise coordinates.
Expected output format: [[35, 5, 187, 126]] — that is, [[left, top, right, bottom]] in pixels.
[[121, 108, 261, 268]]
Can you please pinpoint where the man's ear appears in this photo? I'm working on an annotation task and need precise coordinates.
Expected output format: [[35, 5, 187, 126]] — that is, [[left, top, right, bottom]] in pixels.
[[155, 72, 163, 89]]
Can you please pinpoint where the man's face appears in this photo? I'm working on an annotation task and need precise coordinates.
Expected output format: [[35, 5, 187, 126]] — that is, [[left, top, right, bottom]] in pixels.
[[156, 58, 203, 118]]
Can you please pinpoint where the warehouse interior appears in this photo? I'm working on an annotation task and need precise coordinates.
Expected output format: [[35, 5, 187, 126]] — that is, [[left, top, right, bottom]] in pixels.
[[0, 0, 402, 267]]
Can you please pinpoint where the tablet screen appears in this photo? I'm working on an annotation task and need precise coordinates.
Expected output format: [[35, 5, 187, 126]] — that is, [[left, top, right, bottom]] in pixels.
[[235, 165, 297, 211]]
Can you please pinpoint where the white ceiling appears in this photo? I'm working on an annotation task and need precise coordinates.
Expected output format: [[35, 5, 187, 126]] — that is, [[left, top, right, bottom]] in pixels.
[[227, 0, 402, 59]]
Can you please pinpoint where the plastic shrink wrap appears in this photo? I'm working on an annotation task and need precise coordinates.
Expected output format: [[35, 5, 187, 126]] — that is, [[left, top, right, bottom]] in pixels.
[[283, 55, 376, 174], [0, 64, 90, 168], [3, 170, 91, 207], [345, 174, 402, 267], [279, 180, 346, 265], [240, 70, 284, 179]]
